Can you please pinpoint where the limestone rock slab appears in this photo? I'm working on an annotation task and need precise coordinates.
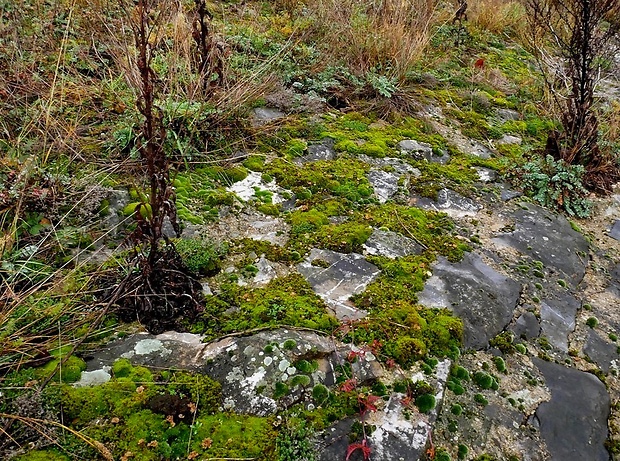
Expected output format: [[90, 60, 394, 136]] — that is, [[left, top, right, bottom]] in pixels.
[[492, 203, 589, 286], [534, 358, 610, 461], [297, 249, 380, 320], [418, 252, 521, 349]]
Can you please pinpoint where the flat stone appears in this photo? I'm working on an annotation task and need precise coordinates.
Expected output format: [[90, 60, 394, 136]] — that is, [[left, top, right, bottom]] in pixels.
[[84, 329, 384, 417], [74, 368, 111, 387], [492, 203, 589, 286], [510, 311, 540, 340], [202, 208, 290, 246], [609, 220, 620, 241], [102, 189, 130, 236], [317, 360, 451, 461], [474, 167, 498, 182], [417, 252, 521, 349], [539, 293, 580, 352], [252, 256, 281, 286], [411, 188, 482, 218], [367, 169, 401, 203], [358, 155, 420, 176], [363, 229, 424, 259], [297, 249, 381, 320], [227, 171, 292, 205], [398, 139, 449, 164], [251, 107, 285, 126], [496, 134, 522, 145], [534, 358, 610, 461], [496, 108, 520, 122], [398, 139, 433, 156], [584, 330, 619, 373], [293, 139, 336, 165]]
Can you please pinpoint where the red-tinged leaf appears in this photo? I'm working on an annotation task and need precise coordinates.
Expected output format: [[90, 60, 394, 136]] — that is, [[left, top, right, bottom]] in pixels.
[[358, 394, 381, 416], [386, 358, 397, 369], [474, 58, 485, 69], [346, 439, 372, 461], [401, 396, 413, 407], [340, 378, 357, 392], [347, 349, 365, 362]]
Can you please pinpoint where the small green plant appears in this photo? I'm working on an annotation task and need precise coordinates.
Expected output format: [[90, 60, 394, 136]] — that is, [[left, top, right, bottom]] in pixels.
[[493, 356, 507, 372], [415, 393, 436, 413], [517, 155, 592, 217], [457, 444, 469, 460], [474, 393, 489, 406], [451, 404, 463, 416], [586, 317, 599, 328]]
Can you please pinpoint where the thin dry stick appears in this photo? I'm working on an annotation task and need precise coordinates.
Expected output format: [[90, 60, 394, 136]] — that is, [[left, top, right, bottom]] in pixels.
[[0, 413, 114, 461]]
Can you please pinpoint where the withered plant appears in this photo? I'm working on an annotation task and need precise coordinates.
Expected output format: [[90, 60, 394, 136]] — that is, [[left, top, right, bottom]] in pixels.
[[527, 0, 620, 192], [112, 0, 202, 333]]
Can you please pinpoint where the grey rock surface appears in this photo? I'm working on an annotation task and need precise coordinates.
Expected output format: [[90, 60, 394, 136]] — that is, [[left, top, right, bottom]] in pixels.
[[201, 207, 290, 246], [251, 107, 285, 126], [317, 360, 451, 461], [297, 249, 380, 320], [539, 293, 580, 352], [362, 228, 424, 259], [294, 138, 336, 165], [610, 220, 620, 241], [418, 252, 521, 349], [367, 169, 401, 203], [83, 329, 383, 417], [534, 358, 610, 461], [411, 188, 483, 218], [584, 329, 619, 373], [496, 134, 522, 145], [398, 139, 433, 156], [496, 108, 521, 122], [492, 203, 589, 286], [510, 311, 540, 340]]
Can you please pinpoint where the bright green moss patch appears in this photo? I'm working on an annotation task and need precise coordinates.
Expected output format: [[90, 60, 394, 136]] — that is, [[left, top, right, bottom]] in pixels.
[[13, 450, 70, 461], [198, 274, 337, 339], [174, 237, 228, 275], [35, 355, 86, 384], [265, 157, 373, 207], [364, 204, 470, 261]]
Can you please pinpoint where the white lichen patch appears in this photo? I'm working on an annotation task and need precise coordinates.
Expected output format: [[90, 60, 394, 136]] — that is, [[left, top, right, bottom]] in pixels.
[[278, 359, 291, 372], [73, 368, 112, 387], [131, 339, 171, 357], [227, 171, 291, 204]]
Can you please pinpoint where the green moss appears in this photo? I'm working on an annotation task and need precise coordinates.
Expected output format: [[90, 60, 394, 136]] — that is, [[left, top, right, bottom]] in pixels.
[[198, 274, 337, 339], [493, 356, 507, 373], [364, 204, 469, 261], [112, 358, 133, 378], [274, 382, 290, 399], [286, 138, 308, 157], [586, 317, 599, 328], [243, 155, 266, 171], [451, 404, 463, 416], [473, 372, 499, 390], [13, 450, 70, 461], [283, 339, 297, 350], [457, 444, 469, 460], [290, 375, 311, 387], [36, 355, 86, 384], [415, 393, 436, 413], [312, 384, 330, 404], [174, 238, 227, 275], [474, 393, 489, 406]]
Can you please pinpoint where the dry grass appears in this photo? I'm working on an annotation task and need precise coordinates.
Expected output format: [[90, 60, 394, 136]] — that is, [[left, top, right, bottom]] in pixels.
[[306, 0, 447, 81], [468, 0, 527, 37]]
